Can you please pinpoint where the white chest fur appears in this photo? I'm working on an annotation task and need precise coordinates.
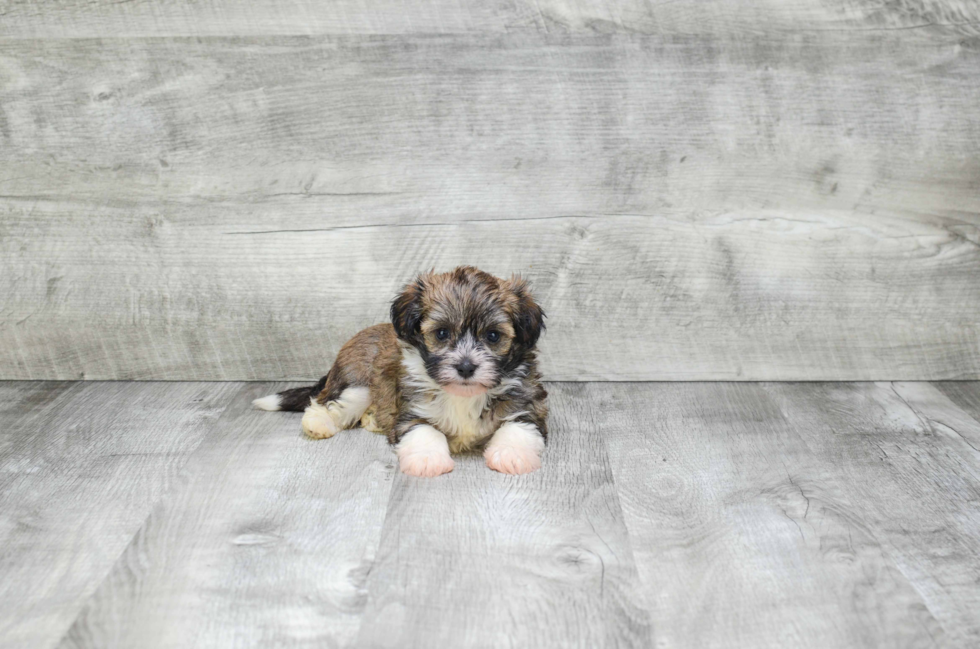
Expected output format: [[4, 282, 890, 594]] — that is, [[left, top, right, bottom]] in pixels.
[[411, 389, 497, 452], [401, 347, 498, 452]]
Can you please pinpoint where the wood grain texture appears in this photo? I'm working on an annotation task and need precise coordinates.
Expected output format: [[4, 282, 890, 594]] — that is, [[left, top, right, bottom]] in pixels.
[[2, 380, 980, 647], [763, 381, 980, 647], [60, 383, 395, 649], [356, 382, 650, 648], [934, 382, 980, 425], [1, 0, 978, 37], [892, 381, 980, 456], [1, 33, 978, 381], [0, 380, 240, 649], [2, 35, 978, 212], [602, 382, 944, 648]]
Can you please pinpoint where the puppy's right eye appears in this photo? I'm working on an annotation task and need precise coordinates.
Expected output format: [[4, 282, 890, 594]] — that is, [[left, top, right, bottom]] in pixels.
[[435, 328, 450, 341]]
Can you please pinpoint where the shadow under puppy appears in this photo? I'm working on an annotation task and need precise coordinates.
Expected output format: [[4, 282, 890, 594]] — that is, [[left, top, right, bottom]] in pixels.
[[253, 266, 548, 477]]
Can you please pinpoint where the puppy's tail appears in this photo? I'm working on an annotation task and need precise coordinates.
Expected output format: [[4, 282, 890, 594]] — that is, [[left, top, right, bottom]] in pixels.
[[252, 375, 328, 412]]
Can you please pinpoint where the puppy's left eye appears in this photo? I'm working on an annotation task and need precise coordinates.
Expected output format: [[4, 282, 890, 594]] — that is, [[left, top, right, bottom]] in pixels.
[[485, 330, 500, 343], [436, 328, 450, 341]]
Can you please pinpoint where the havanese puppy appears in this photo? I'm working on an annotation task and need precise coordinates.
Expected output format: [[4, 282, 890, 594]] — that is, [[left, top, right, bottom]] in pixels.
[[253, 266, 548, 477]]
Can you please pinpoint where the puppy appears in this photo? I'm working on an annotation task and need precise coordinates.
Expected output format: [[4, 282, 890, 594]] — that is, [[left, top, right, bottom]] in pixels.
[[253, 266, 548, 477]]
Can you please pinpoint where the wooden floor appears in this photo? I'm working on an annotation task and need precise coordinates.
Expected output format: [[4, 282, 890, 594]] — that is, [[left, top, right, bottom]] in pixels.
[[2, 381, 979, 648]]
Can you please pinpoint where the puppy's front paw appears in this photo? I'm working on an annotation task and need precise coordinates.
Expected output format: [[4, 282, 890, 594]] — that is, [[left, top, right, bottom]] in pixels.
[[302, 401, 340, 439], [396, 424, 454, 477], [399, 451, 455, 477], [484, 421, 545, 475], [484, 444, 541, 475]]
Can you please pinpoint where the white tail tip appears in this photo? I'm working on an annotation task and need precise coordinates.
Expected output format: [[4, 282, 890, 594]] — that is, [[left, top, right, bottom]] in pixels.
[[252, 394, 281, 411]]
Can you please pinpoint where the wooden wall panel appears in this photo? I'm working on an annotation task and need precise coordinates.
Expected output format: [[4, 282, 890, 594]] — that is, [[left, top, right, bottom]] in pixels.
[[1, 35, 978, 216], [2, 204, 978, 381], [1, 0, 979, 37], [1, 32, 978, 380]]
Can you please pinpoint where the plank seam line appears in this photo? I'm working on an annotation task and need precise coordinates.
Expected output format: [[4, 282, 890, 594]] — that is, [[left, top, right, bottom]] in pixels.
[[348, 466, 402, 643], [591, 388, 651, 634]]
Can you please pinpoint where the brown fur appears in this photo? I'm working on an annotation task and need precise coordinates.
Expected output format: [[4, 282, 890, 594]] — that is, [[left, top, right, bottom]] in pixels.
[[273, 266, 548, 451]]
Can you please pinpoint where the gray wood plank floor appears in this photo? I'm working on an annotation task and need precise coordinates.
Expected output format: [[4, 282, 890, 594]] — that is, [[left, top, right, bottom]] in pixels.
[[2, 381, 980, 648], [0, 381, 243, 649]]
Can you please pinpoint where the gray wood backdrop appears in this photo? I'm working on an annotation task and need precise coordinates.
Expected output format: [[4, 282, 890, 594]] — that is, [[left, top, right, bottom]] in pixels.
[[2, 1, 979, 381]]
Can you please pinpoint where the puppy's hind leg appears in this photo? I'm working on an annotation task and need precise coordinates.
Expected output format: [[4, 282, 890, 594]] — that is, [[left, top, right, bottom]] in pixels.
[[302, 386, 371, 439], [359, 406, 386, 434]]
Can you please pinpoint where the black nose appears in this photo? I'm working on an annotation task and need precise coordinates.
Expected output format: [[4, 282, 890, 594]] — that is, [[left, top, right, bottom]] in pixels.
[[455, 359, 477, 379]]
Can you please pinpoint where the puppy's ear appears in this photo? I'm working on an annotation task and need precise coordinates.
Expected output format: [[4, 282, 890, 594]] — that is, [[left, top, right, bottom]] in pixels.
[[391, 274, 428, 344], [504, 275, 545, 348]]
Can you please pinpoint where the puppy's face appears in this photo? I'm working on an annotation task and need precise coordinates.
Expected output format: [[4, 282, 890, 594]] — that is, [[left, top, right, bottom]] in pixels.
[[391, 266, 544, 397]]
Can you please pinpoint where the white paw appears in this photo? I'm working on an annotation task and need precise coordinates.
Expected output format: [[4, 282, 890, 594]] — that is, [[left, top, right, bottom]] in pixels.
[[484, 421, 544, 475], [397, 424, 454, 477], [302, 401, 340, 439], [399, 451, 455, 477], [485, 445, 541, 474]]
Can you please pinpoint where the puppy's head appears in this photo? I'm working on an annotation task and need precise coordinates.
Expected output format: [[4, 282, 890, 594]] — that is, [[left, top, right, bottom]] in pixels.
[[391, 266, 544, 397]]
